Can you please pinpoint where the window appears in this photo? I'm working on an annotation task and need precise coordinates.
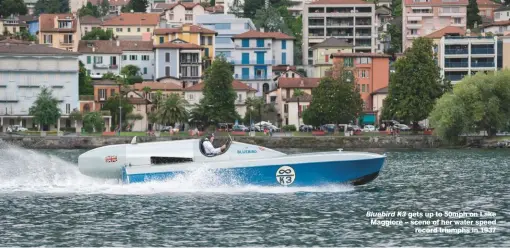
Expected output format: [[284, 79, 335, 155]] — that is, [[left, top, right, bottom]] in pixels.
[[454, 18, 461, 24], [116, 28, 123, 32], [284, 104, 288, 113], [143, 67, 147, 74], [93, 56, 103, 64], [356, 57, 371, 64], [215, 23, 231, 29], [242, 39, 249, 47], [58, 20, 72, 29], [137, 27, 141, 32], [165, 52, 170, 62], [99, 89, 106, 99], [495, 12, 500, 19], [165, 66, 170, 76], [362, 84, 366, 92], [142, 55, 149, 61], [410, 29, 418, 35], [111, 89, 115, 96], [130, 55, 137, 60], [256, 39, 264, 47], [122, 55, 127, 60], [147, 28, 150, 32], [66, 104, 70, 114], [282, 40, 287, 49], [216, 37, 231, 44], [87, 56, 91, 64], [63, 34, 73, 44], [207, 36, 212, 45], [344, 57, 353, 67], [43, 34, 52, 44], [185, 14, 193, 21], [159, 37, 164, 44], [359, 70, 368, 78], [128, 28, 131, 32], [188, 94, 194, 100]]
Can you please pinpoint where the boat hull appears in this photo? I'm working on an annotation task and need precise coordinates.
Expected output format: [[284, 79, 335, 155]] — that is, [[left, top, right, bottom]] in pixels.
[[121, 157, 385, 186]]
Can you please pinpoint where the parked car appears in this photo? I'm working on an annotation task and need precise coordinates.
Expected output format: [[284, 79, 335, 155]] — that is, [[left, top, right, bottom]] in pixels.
[[394, 124, 411, 131], [233, 125, 249, 132], [363, 125, 376, 132], [6, 125, 28, 132], [299, 125, 313, 132]]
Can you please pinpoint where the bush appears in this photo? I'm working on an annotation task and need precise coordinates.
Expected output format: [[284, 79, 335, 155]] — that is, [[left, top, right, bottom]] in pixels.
[[282, 125, 297, 131], [83, 112, 105, 133], [60, 127, 76, 132]]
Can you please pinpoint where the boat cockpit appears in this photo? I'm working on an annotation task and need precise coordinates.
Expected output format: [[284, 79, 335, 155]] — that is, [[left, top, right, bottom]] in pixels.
[[199, 135, 233, 157]]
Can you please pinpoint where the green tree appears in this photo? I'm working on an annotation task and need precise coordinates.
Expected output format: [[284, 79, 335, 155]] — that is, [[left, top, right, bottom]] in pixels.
[[293, 88, 304, 97], [100, 0, 110, 16], [102, 91, 134, 130], [79, 61, 93, 95], [122, 0, 148, 12], [253, 3, 291, 34], [210, 0, 215, 6], [82, 28, 114, 40], [392, 0, 402, 16], [387, 23, 402, 54], [304, 73, 363, 130], [201, 56, 237, 125], [156, 93, 189, 127], [0, 0, 28, 17], [68, 109, 82, 131], [13, 30, 37, 42], [430, 70, 510, 141], [82, 111, 105, 133], [29, 87, 61, 131], [78, 2, 100, 17], [34, 0, 69, 15], [189, 101, 212, 129], [382, 37, 451, 131], [467, 0, 482, 29]]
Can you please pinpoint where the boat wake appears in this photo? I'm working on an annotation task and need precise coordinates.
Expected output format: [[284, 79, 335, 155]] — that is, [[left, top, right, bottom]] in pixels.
[[0, 141, 354, 195]]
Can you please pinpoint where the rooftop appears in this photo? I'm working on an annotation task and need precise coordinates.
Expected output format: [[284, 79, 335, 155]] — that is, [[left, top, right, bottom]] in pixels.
[[425, 26, 466, 38], [404, 0, 468, 5], [232, 30, 295, 40], [101, 13, 160, 26], [310, 37, 352, 49], [132, 82, 182, 91], [287, 92, 312, 102], [80, 15, 102, 25], [310, 0, 372, 5], [88, 0, 130, 6], [0, 40, 79, 55], [154, 24, 217, 35], [184, 80, 257, 91], [278, 78, 320, 88], [330, 53, 391, 58], [39, 14, 77, 32], [78, 40, 153, 54], [154, 39, 203, 49]]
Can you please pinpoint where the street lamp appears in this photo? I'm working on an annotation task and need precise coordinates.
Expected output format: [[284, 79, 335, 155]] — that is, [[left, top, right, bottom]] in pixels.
[[297, 96, 300, 128], [118, 82, 122, 136]]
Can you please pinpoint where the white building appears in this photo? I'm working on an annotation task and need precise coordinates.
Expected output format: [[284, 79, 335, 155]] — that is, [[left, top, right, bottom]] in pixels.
[[302, 0, 376, 67], [195, 14, 256, 60], [160, 2, 205, 28], [154, 39, 203, 88], [183, 80, 257, 118], [231, 30, 295, 96], [78, 40, 155, 80], [438, 36, 498, 84], [0, 40, 80, 132], [288, 0, 313, 16]]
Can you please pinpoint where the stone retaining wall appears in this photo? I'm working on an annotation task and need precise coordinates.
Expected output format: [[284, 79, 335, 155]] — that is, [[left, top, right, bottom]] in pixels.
[[0, 135, 484, 150]]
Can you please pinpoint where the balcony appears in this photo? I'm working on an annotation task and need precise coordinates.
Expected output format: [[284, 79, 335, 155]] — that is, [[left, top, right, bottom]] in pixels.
[[110, 64, 118, 69], [444, 62, 468, 68], [439, 11, 465, 17], [445, 74, 466, 82], [181, 75, 201, 79], [97, 95, 108, 102], [235, 44, 271, 50], [231, 60, 275, 65], [60, 40, 73, 46], [471, 62, 495, 67], [180, 60, 201, 65], [471, 48, 495, 54], [235, 75, 271, 81], [94, 64, 115, 69], [444, 49, 468, 55]]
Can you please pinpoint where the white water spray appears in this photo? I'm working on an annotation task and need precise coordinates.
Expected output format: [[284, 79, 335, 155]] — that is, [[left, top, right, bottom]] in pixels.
[[0, 140, 354, 194]]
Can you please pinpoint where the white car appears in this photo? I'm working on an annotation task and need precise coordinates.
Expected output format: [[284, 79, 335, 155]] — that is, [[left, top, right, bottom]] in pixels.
[[363, 125, 376, 132]]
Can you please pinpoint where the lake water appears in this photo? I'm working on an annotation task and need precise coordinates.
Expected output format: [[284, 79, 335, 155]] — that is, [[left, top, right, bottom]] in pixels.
[[0, 141, 508, 246]]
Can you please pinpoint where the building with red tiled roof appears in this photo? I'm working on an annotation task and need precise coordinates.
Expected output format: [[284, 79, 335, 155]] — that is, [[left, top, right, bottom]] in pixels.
[[160, 2, 205, 27], [78, 40, 155, 80], [231, 30, 296, 97], [101, 13, 160, 41], [478, 0, 502, 21], [38, 13, 81, 52], [183, 80, 257, 117], [302, 0, 377, 67], [330, 52, 390, 125]]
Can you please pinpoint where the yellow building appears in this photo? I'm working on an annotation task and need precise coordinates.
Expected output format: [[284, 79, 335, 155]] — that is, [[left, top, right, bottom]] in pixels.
[[154, 24, 217, 68], [38, 14, 81, 52], [310, 37, 353, 78], [101, 13, 160, 41]]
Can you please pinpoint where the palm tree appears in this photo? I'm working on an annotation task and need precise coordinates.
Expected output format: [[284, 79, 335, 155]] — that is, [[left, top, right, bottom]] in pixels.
[[157, 93, 189, 129], [293, 88, 304, 97], [189, 101, 211, 130]]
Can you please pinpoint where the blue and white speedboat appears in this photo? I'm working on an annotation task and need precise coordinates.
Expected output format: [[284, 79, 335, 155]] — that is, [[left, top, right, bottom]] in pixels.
[[78, 136, 386, 186]]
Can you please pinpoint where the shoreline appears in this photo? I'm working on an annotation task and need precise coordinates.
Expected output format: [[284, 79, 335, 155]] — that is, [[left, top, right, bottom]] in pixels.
[[0, 135, 495, 150]]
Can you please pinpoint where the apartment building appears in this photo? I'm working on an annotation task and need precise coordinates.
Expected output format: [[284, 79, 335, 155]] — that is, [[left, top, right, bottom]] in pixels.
[[288, 0, 313, 16], [302, 0, 376, 67], [437, 36, 499, 84], [0, 40, 80, 132], [154, 24, 217, 69], [39, 14, 81, 52], [154, 39, 203, 88], [160, 3, 205, 28], [183, 80, 257, 118], [402, 0, 468, 51], [78, 40, 154, 80], [330, 53, 390, 125], [231, 30, 295, 96], [101, 13, 160, 41], [195, 14, 256, 60]]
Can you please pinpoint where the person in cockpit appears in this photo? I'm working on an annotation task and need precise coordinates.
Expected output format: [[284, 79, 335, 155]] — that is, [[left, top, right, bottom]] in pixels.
[[202, 133, 226, 155]]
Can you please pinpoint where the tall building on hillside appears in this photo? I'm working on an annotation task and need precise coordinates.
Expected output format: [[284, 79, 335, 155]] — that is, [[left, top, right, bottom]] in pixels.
[[402, 0, 468, 51], [38, 14, 81, 52], [231, 30, 295, 96], [302, 0, 377, 67], [438, 36, 498, 84], [195, 14, 256, 60]]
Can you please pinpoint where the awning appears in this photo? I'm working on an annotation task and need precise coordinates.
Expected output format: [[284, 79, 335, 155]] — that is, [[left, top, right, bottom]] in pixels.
[[360, 113, 376, 124]]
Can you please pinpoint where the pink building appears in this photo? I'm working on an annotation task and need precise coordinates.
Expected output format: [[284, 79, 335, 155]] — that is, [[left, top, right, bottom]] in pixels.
[[402, 0, 468, 50]]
